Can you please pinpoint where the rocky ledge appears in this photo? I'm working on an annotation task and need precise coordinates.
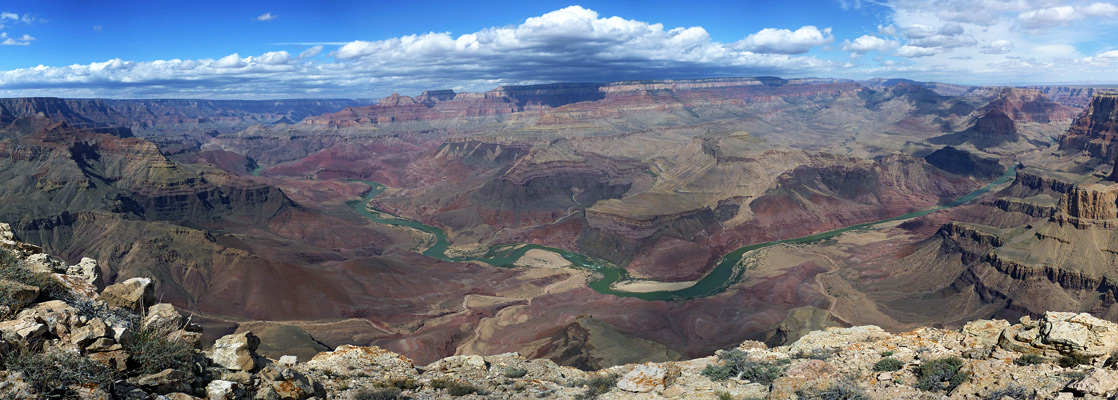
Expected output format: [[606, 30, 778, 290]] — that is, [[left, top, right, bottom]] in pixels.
[[5, 222, 1118, 399]]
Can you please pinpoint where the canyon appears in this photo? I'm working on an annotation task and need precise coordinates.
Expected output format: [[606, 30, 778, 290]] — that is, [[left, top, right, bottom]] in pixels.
[[4, 76, 1118, 378]]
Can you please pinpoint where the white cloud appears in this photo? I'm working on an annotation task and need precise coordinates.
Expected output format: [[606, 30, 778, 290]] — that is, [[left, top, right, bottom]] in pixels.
[[1018, 6, 1078, 31], [1083, 2, 1118, 16], [255, 12, 278, 22], [980, 39, 1014, 54], [0, 32, 33, 46], [254, 51, 290, 65], [739, 26, 833, 54], [210, 53, 247, 68], [908, 34, 976, 48], [0, 11, 38, 29], [895, 45, 943, 57], [843, 35, 899, 53], [0, 6, 834, 98], [298, 45, 323, 59]]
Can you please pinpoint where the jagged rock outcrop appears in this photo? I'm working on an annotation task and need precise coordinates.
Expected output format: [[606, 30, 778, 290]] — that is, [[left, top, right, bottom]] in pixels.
[[1060, 93, 1118, 161]]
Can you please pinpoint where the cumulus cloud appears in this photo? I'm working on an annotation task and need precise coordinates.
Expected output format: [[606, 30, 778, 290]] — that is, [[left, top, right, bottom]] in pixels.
[[980, 39, 1014, 54], [1083, 2, 1118, 16], [895, 45, 943, 57], [842, 35, 899, 53], [1016, 3, 1118, 33], [739, 26, 833, 54], [254, 51, 290, 65], [255, 12, 277, 22], [0, 32, 33, 46], [0, 6, 834, 99], [210, 53, 247, 68]]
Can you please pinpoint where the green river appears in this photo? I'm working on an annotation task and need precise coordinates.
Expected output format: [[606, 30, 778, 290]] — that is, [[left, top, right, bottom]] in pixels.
[[258, 164, 1018, 301]]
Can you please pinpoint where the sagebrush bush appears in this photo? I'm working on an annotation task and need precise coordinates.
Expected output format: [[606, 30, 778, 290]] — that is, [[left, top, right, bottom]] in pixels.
[[352, 387, 402, 400], [504, 366, 528, 378], [701, 349, 790, 385], [3, 348, 113, 399], [796, 380, 870, 400], [431, 377, 480, 397], [1014, 354, 1045, 366], [915, 357, 968, 393], [575, 373, 619, 400], [984, 384, 1034, 400], [873, 357, 905, 372], [1057, 353, 1093, 368], [0, 249, 69, 308], [123, 324, 195, 376]]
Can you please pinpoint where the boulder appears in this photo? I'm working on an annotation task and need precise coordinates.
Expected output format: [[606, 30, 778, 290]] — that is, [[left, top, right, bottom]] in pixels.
[[88, 349, 130, 371], [209, 332, 261, 371], [97, 278, 155, 311], [1068, 368, 1118, 396], [142, 303, 183, 332], [67, 257, 104, 290], [617, 362, 667, 393], [169, 329, 203, 349], [0, 319, 47, 343], [70, 317, 109, 347], [1001, 312, 1118, 362], [52, 273, 99, 300], [259, 366, 320, 399], [962, 319, 1010, 347], [0, 370, 36, 399], [206, 380, 239, 400], [303, 345, 416, 378], [0, 279, 39, 309], [17, 300, 77, 336], [427, 354, 487, 373], [129, 368, 191, 395], [23, 253, 62, 274]]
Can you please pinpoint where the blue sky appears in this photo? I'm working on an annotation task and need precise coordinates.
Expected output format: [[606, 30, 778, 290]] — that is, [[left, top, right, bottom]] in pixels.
[[1, 0, 1117, 99]]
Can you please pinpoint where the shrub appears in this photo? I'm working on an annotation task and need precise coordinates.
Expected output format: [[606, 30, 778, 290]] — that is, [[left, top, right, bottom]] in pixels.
[[123, 324, 195, 376], [984, 384, 1034, 400], [873, 358, 905, 372], [880, 350, 895, 357], [1014, 354, 1045, 366], [796, 380, 870, 400], [70, 298, 137, 327], [431, 377, 454, 389], [352, 387, 402, 400], [0, 249, 69, 308], [504, 366, 528, 378], [715, 391, 733, 400], [431, 377, 479, 397], [576, 373, 619, 400], [701, 362, 736, 381], [701, 349, 790, 386], [1057, 353, 1093, 368], [3, 349, 113, 399], [447, 383, 479, 396], [390, 377, 419, 390], [915, 357, 968, 393]]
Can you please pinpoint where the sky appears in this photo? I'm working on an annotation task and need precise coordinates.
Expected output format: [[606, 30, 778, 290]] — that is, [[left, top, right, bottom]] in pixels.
[[1, 0, 1117, 99]]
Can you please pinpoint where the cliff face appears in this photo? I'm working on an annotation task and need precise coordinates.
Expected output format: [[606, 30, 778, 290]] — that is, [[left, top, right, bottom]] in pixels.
[[302, 78, 862, 127], [1060, 93, 1118, 160]]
